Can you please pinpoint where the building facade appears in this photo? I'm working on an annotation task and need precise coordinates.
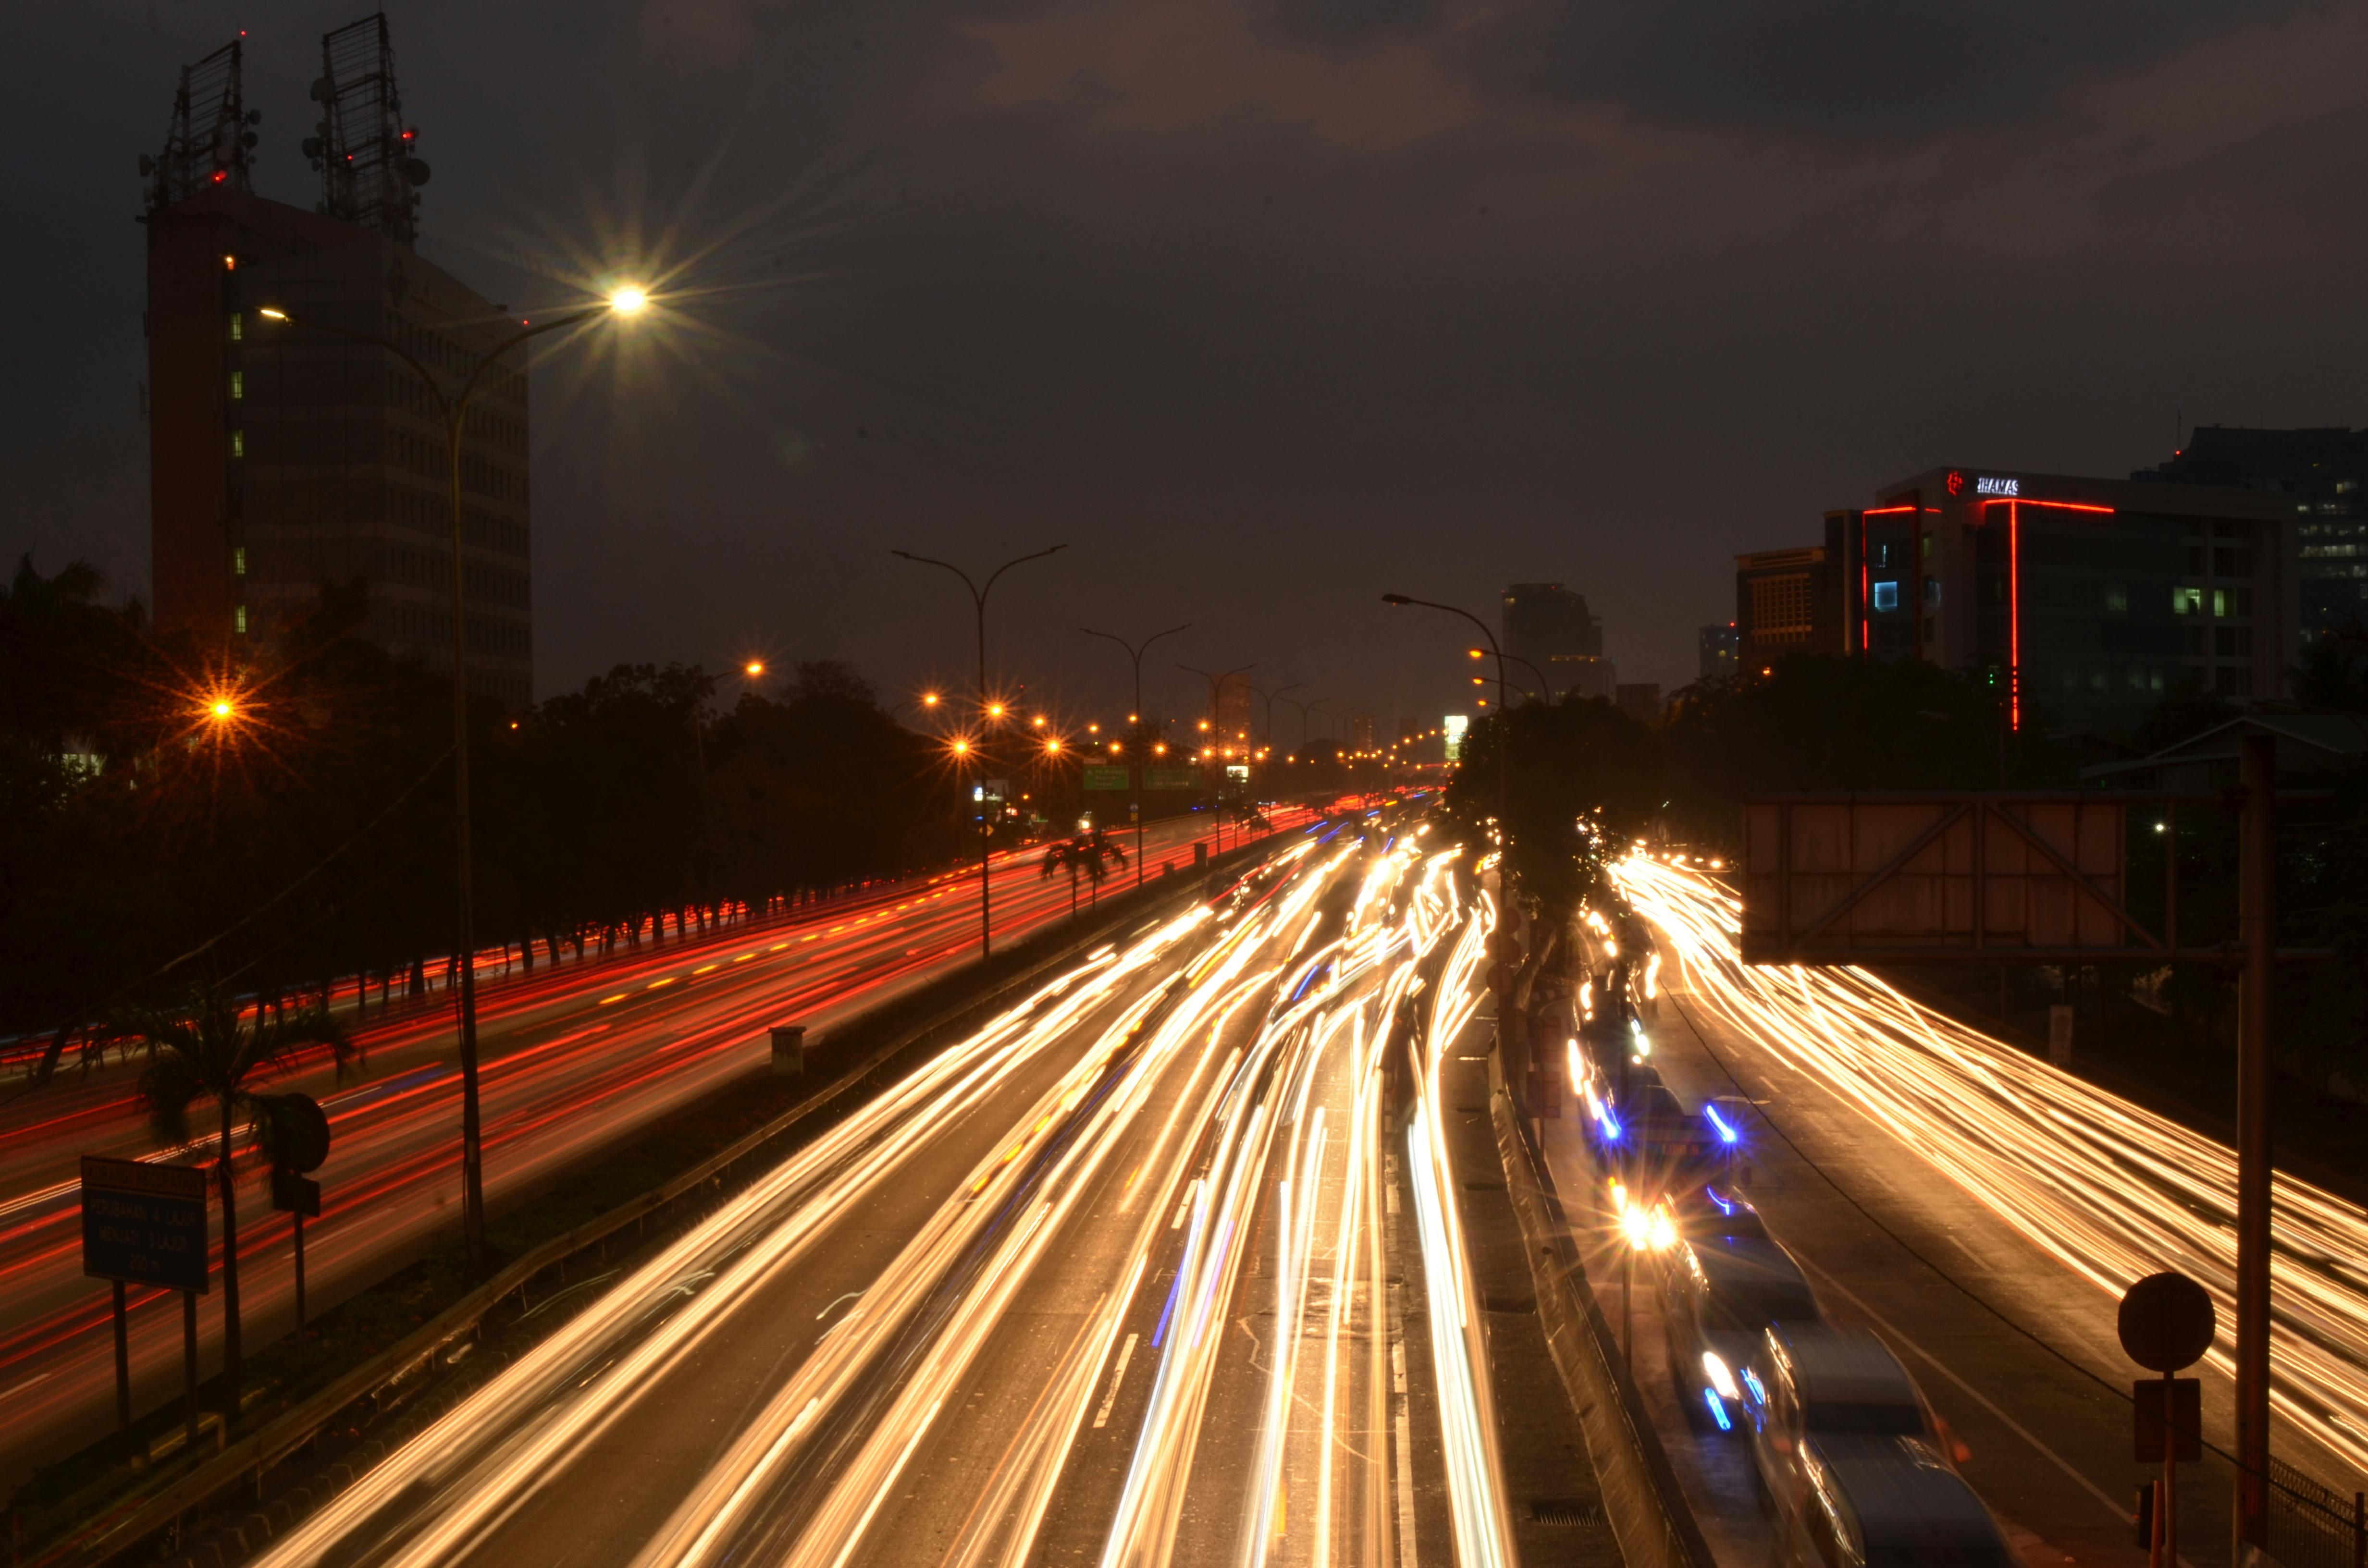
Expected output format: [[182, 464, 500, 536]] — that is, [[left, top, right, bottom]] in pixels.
[[143, 25, 534, 707], [2133, 427, 2368, 640], [1697, 621, 1738, 683], [1502, 581, 1615, 698], [1735, 545, 1841, 671]]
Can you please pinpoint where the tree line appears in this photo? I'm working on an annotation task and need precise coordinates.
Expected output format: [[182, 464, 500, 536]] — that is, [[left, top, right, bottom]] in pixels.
[[1439, 642, 2368, 1097], [0, 558, 962, 1072]]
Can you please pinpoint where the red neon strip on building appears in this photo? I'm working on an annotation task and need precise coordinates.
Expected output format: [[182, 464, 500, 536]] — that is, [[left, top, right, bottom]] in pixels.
[[1862, 504, 1918, 515], [2009, 500, 2021, 731]]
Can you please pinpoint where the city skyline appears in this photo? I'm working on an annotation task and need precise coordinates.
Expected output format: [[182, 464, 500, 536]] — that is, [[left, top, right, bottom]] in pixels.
[[6, 4, 2362, 723]]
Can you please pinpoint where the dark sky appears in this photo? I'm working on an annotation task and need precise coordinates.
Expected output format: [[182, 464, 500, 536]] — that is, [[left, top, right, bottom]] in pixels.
[[8, 1, 2365, 735]]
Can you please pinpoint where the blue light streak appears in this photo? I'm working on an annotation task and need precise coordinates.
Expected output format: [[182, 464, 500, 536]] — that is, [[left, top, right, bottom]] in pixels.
[[1702, 1387, 1733, 1432]]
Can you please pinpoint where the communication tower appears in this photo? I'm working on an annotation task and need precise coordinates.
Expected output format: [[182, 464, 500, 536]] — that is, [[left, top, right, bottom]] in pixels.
[[303, 13, 431, 245], [141, 39, 259, 213]]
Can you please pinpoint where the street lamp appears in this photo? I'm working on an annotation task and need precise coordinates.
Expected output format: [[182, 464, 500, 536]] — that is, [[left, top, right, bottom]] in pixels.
[[1381, 593, 1508, 827], [1248, 682, 1300, 752], [1179, 662, 1253, 854], [1468, 646, 1555, 702], [891, 544, 1067, 956], [1082, 623, 1190, 886], [259, 284, 650, 1271]]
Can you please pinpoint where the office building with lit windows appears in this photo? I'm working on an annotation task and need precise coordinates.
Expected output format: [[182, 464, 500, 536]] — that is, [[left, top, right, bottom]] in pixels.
[[1736, 465, 2293, 735], [2133, 426, 2368, 640], [142, 24, 534, 706]]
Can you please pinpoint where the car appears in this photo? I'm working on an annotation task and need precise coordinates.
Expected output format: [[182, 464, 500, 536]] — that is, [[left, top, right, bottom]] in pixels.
[[1742, 1326, 1971, 1532], [1663, 1226, 1821, 1433], [1776, 1435, 2018, 1567]]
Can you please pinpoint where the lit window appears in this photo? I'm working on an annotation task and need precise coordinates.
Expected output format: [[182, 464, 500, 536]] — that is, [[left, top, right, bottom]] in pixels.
[[2171, 587, 2203, 615], [230, 430, 245, 459], [1924, 577, 1941, 606], [228, 313, 243, 342], [2105, 587, 2127, 613], [234, 605, 247, 634], [2213, 588, 2229, 618], [1871, 581, 1899, 612], [232, 546, 246, 576], [229, 371, 244, 401]]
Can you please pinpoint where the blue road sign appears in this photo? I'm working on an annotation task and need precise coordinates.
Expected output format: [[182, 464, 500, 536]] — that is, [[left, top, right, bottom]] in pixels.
[[81, 1155, 209, 1293]]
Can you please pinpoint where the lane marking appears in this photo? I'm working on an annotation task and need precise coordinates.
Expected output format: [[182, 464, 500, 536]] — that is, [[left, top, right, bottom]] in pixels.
[[1797, 1258, 2133, 1526], [815, 1289, 863, 1322], [1093, 1332, 1139, 1428]]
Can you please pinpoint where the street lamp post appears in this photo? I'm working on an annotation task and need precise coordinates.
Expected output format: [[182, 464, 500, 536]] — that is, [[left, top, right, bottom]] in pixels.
[[892, 545, 1067, 957], [1178, 662, 1253, 854], [259, 286, 648, 1271], [1082, 624, 1190, 886], [1247, 682, 1300, 753], [1380, 593, 1509, 827], [1276, 694, 1326, 753]]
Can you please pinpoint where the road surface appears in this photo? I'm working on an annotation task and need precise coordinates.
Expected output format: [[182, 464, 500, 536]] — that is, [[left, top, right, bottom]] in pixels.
[[234, 813, 1528, 1568], [0, 809, 1309, 1486], [1583, 856, 2368, 1566]]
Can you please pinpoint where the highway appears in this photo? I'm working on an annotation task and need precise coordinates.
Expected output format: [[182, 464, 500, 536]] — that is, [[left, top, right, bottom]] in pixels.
[[225, 813, 1518, 1568], [1581, 856, 2368, 1565], [0, 809, 1308, 1487]]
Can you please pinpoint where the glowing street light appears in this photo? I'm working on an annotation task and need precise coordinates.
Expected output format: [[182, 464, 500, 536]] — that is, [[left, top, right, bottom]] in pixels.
[[743, 660, 765, 678], [890, 542, 1067, 959], [260, 281, 650, 1270]]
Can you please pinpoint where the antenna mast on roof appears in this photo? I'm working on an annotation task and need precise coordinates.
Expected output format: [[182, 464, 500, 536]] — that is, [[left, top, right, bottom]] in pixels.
[[142, 39, 258, 214], [305, 13, 431, 245]]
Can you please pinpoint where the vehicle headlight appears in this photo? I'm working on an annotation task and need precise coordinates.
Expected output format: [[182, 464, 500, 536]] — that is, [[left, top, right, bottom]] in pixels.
[[1702, 1351, 1741, 1401]]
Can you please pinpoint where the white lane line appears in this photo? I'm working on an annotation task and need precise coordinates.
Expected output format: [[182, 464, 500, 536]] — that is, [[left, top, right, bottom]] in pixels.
[[1092, 1332, 1140, 1429], [1797, 1258, 2132, 1524], [814, 1289, 863, 1322]]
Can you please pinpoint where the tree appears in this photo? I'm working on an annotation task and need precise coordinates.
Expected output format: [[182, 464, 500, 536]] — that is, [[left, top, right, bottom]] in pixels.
[[122, 983, 358, 1396], [1040, 828, 1127, 917]]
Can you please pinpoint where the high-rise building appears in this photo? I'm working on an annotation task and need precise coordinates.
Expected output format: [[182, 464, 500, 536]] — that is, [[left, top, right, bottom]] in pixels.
[[1215, 674, 1253, 753], [1351, 711, 1375, 751], [1735, 546, 1842, 671], [2132, 427, 2368, 639], [1501, 581, 1614, 698], [143, 20, 535, 706], [1736, 464, 2294, 733], [1698, 622, 1738, 682]]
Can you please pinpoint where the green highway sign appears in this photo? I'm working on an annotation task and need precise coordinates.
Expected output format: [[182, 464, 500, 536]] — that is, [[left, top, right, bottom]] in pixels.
[[1145, 767, 1201, 791], [1084, 765, 1130, 792]]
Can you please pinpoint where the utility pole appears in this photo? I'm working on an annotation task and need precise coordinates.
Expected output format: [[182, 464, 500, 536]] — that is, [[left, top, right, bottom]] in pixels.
[[894, 545, 1067, 957], [2235, 731, 2274, 1556]]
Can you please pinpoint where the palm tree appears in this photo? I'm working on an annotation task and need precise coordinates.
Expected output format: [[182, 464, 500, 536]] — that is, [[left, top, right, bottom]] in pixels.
[[122, 982, 358, 1397], [1040, 829, 1128, 917]]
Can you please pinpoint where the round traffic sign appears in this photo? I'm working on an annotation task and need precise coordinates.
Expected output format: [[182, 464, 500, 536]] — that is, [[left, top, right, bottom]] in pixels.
[[2118, 1272, 2216, 1372], [259, 1093, 332, 1174]]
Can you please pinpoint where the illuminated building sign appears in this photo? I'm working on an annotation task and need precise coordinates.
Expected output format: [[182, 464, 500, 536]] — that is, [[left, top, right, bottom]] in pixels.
[[1975, 475, 2020, 497], [1443, 714, 1469, 762]]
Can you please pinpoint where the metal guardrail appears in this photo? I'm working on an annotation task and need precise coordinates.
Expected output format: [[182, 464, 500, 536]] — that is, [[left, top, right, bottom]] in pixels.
[[33, 834, 1300, 1568], [1485, 1029, 1717, 1568]]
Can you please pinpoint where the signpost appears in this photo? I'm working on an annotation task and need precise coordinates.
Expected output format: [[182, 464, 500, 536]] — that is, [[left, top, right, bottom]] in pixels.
[[2119, 1271, 2215, 1568], [1740, 750, 2327, 1559], [260, 1093, 331, 1329], [1083, 764, 1129, 793], [81, 1156, 209, 1455]]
